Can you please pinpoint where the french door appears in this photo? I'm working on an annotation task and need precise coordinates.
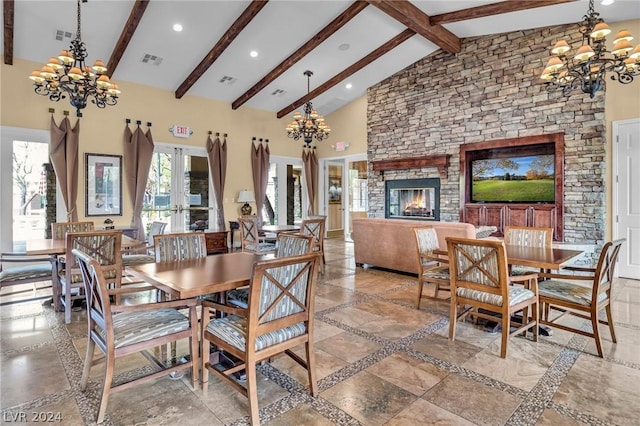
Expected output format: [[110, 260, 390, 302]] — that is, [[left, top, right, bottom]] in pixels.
[[265, 156, 305, 225], [142, 144, 215, 234]]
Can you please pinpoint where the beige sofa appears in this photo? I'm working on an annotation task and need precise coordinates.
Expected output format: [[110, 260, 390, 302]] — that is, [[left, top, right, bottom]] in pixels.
[[351, 218, 478, 274]]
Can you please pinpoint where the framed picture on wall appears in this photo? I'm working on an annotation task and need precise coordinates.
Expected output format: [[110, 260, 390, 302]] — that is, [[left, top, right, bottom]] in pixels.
[[85, 153, 123, 217]]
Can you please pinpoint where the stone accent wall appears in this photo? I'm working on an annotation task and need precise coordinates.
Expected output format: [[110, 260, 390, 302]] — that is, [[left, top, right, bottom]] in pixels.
[[367, 24, 605, 244]]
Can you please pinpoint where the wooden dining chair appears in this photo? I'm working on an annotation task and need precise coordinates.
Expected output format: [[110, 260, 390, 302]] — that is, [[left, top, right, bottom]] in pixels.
[[447, 237, 539, 358], [413, 227, 450, 308], [122, 221, 168, 267], [299, 217, 326, 271], [226, 233, 315, 309], [0, 253, 53, 304], [201, 252, 322, 426], [504, 226, 553, 275], [73, 248, 198, 424], [153, 232, 207, 263], [57, 230, 122, 323], [537, 239, 625, 358], [238, 216, 276, 254]]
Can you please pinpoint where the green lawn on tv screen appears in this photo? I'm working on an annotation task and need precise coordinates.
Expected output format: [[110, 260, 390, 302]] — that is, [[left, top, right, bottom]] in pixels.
[[472, 179, 554, 202]]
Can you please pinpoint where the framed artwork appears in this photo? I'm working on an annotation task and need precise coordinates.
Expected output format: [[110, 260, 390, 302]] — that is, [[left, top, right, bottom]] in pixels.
[[85, 153, 122, 216]]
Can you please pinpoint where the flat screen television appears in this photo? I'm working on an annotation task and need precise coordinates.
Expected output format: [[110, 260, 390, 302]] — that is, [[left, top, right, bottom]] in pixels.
[[470, 154, 555, 203]]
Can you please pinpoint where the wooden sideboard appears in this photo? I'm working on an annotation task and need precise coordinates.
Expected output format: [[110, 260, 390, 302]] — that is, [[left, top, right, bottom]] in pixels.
[[463, 204, 557, 238], [203, 231, 228, 255]]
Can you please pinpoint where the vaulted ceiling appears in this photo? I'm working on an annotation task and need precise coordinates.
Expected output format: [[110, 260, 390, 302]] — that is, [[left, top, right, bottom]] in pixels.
[[3, 1, 640, 118]]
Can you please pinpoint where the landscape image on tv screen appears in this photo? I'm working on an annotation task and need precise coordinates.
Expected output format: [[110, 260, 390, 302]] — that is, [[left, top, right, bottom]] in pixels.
[[471, 154, 555, 202]]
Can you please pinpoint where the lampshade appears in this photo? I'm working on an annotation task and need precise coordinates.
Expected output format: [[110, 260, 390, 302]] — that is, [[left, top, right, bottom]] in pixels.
[[237, 190, 255, 203]]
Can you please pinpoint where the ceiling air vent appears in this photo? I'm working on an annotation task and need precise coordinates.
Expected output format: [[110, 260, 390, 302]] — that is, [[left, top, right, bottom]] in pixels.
[[271, 89, 286, 96], [55, 30, 72, 42], [141, 54, 163, 66], [219, 76, 237, 85]]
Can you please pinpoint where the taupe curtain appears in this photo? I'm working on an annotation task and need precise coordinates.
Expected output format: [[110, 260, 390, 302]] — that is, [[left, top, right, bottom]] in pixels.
[[206, 134, 227, 229], [302, 146, 319, 216], [251, 139, 270, 227], [49, 116, 79, 221], [124, 123, 154, 241]]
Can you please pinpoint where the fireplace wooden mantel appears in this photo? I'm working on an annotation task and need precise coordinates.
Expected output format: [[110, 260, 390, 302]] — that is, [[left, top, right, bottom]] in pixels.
[[371, 154, 451, 178]]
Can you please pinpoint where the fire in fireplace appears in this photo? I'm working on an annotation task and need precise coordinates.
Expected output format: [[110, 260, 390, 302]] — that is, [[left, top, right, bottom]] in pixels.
[[385, 178, 440, 221]]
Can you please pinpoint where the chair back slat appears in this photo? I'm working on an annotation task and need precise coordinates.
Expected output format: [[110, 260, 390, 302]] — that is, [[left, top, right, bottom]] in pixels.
[[275, 234, 314, 257], [414, 227, 439, 258], [239, 216, 260, 248], [153, 232, 207, 262], [51, 221, 94, 240]]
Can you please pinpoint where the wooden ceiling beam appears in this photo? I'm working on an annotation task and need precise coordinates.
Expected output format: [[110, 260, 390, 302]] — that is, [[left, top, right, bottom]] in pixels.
[[277, 28, 415, 119], [365, 0, 459, 53], [3, 0, 14, 65], [175, 0, 268, 99], [430, 0, 578, 25], [106, 0, 150, 77], [232, 1, 368, 110]]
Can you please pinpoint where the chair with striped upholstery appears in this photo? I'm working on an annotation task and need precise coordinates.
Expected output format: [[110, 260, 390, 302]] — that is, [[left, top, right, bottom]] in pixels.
[[538, 239, 624, 358], [58, 230, 122, 324], [73, 248, 198, 424], [122, 221, 168, 267], [447, 237, 538, 358], [0, 253, 52, 304], [413, 227, 450, 308], [238, 216, 276, 254], [153, 232, 207, 263], [201, 252, 321, 426], [225, 233, 314, 309], [504, 226, 553, 275]]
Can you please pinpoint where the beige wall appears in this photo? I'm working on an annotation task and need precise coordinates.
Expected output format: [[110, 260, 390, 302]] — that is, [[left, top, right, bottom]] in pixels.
[[318, 95, 368, 159], [1, 58, 305, 227], [605, 20, 640, 240]]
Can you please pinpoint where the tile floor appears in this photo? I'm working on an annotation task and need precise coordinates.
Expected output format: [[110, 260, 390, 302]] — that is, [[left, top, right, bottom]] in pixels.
[[1, 238, 639, 425]]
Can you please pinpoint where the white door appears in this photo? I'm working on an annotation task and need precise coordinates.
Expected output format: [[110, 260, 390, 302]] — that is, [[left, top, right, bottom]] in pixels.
[[142, 144, 215, 234], [613, 118, 640, 279]]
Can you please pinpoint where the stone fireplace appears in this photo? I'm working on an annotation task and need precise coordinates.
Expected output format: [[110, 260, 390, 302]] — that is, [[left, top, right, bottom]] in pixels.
[[385, 178, 440, 221]]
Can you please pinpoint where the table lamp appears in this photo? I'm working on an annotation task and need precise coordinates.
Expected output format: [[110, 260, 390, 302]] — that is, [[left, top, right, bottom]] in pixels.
[[237, 190, 255, 215]]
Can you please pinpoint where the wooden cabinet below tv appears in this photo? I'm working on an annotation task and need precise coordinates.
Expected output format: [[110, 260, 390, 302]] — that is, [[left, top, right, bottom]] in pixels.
[[463, 203, 560, 241]]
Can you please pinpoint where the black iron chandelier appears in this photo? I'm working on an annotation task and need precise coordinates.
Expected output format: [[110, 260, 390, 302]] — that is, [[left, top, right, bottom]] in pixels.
[[29, 0, 120, 117], [286, 71, 331, 146], [540, 0, 640, 98]]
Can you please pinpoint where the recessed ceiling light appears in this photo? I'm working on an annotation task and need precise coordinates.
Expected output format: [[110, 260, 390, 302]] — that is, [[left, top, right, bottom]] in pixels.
[[601, 0, 614, 5], [250, 50, 258, 58], [345, 83, 353, 89], [338, 43, 350, 51], [173, 23, 183, 32]]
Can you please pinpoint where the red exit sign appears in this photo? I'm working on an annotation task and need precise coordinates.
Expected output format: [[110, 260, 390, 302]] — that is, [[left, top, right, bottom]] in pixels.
[[170, 125, 192, 138]]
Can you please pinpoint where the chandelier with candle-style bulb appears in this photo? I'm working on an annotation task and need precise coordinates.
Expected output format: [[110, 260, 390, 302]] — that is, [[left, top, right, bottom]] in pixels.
[[286, 71, 331, 146], [29, 0, 120, 117], [540, 0, 640, 98]]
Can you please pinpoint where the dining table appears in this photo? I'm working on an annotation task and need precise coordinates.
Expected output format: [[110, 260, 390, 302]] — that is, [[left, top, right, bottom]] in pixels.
[[125, 252, 269, 300], [261, 224, 300, 234], [25, 234, 142, 311]]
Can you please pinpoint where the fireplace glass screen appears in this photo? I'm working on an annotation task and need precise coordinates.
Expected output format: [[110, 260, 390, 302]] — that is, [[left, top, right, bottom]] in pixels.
[[385, 178, 440, 221], [388, 187, 436, 219]]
